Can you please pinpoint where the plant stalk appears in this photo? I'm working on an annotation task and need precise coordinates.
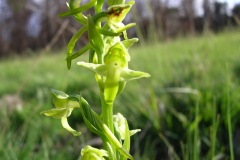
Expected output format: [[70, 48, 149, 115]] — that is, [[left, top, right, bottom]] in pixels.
[[100, 91, 115, 155]]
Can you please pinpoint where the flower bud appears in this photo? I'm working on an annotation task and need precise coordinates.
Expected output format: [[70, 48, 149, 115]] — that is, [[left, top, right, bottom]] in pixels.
[[50, 89, 68, 108], [113, 113, 141, 140], [81, 145, 108, 160]]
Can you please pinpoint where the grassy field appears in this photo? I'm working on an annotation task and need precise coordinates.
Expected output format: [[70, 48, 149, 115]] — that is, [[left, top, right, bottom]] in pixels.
[[0, 29, 240, 159]]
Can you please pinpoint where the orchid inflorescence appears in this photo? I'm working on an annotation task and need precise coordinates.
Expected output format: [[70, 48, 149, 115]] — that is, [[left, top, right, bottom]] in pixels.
[[40, 0, 150, 159]]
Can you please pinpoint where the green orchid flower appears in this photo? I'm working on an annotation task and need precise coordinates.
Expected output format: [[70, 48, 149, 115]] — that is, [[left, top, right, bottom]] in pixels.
[[81, 145, 108, 160], [106, 1, 135, 31], [107, 2, 134, 24], [113, 113, 140, 140], [40, 89, 81, 136], [77, 42, 150, 104]]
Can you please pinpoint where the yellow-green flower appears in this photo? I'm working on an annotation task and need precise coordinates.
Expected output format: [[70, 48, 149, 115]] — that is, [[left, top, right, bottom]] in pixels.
[[40, 89, 81, 136], [81, 145, 108, 160], [77, 42, 150, 104]]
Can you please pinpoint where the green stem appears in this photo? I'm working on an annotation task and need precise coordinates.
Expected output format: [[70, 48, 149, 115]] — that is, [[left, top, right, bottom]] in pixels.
[[105, 103, 113, 132], [100, 91, 115, 155], [101, 136, 109, 151], [101, 92, 114, 133]]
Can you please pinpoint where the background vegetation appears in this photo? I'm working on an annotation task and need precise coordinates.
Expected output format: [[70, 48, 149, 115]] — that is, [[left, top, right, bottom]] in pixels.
[[1, 0, 240, 159], [1, 29, 240, 159]]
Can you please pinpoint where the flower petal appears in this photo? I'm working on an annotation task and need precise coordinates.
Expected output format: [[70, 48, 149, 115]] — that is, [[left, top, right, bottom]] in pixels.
[[120, 68, 150, 81], [40, 108, 71, 119], [121, 38, 138, 49], [50, 89, 68, 108], [81, 145, 108, 160], [77, 62, 108, 76], [61, 117, 81, 136]]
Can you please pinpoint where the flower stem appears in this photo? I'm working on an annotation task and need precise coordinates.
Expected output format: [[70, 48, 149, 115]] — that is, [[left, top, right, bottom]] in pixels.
[[101, 91, 114, 133], [100, 91, 115, 156]]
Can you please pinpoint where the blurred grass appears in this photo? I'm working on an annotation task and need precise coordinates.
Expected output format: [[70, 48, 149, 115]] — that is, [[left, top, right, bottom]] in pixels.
[[1, 29, 240, 159]]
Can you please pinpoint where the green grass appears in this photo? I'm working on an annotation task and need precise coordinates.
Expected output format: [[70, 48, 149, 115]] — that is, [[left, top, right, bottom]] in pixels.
[[1, 29, 240, 159]]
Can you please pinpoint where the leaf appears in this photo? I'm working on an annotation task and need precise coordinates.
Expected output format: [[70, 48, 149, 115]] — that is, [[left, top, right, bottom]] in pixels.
[[120, 119, 130, 160], [97, 28, 122, 36], [114, 123, 122, 143], [83, 115, 104, 136], [58, 0, 97, 17], [67, 0, 87, 24], [190, 115, 203, 132], [120, 68, 150, 81], [71, 43, 91, 60], [61, 117, 81, 136], [115, 23, 135, 33], [106, 142, 117, 160], [87, 14, 104, 62], [78, 96, 105, 137], [70, 0, 88, 24], [77, 62, 108, 76], [102, 124, 133, 160], [114, 123, 122, 160], [167, 106, 188, 128], [121, 38, 138, 49], [67, 25, 87, 69]]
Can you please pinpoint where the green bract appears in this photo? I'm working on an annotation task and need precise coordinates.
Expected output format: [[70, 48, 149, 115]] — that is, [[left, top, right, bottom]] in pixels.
[[81, 145, 108, 160], [58, 0, 97, 19]]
